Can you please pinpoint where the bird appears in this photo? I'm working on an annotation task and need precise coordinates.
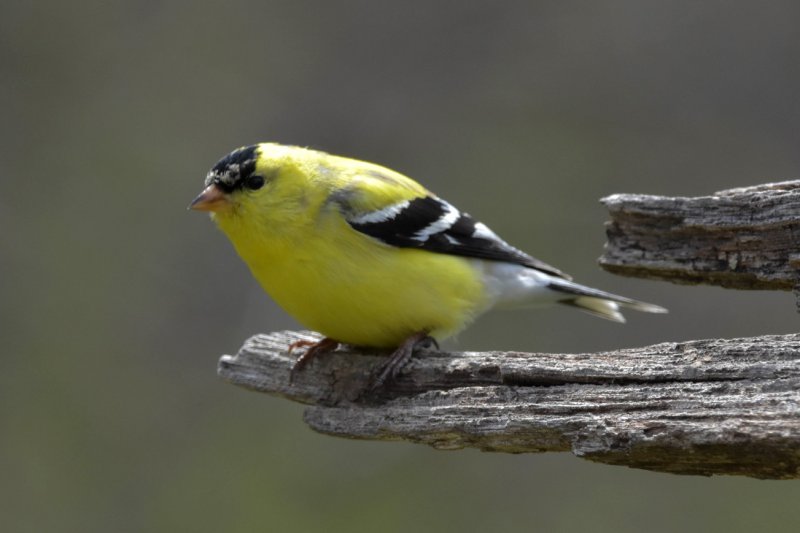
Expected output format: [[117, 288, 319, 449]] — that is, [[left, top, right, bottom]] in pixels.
[[190, 143, 666, 386]]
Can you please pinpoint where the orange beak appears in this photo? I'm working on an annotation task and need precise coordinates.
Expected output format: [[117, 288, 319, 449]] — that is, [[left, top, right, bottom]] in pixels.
[[188, 184, 231, 212]]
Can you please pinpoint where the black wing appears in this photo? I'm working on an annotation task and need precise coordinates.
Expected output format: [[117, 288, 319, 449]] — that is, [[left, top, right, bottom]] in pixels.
[[345, 195, 571, 279]]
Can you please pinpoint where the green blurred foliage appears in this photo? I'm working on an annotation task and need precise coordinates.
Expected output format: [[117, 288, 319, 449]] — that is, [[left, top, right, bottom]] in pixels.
[[2, 1, 799, 532]]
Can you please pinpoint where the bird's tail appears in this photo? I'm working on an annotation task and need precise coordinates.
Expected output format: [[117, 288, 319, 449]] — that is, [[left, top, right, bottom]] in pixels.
[[546, 277, 668, 323]]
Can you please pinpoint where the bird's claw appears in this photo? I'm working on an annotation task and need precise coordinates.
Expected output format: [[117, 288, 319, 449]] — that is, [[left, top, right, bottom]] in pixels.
[[287, 337, 340, 383], [370, 332, 437, 390]]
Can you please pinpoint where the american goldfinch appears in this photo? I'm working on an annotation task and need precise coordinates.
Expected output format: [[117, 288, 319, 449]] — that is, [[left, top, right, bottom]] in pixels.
[[191, 143, 666, 385]]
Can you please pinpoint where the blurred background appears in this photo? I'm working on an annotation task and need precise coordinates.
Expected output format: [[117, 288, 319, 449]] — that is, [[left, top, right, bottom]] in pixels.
[[3, 1, 800, 531]]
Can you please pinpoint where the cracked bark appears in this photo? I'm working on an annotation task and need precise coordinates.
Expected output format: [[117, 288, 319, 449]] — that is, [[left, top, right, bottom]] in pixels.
[[599, 180, 800, 309], [219, 331, 800, 480]]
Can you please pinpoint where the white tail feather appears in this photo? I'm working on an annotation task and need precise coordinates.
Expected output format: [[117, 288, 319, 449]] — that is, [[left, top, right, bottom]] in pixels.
[[476, 260, 668, 322]]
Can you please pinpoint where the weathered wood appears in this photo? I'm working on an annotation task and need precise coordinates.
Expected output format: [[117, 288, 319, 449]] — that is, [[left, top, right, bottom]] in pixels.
[[599, 181, 800, 302], [218, 330, 800, 479]]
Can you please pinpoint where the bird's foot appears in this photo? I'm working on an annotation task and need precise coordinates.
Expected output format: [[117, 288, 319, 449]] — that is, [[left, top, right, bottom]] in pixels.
[[288, 337, 340, 383], [370, 332, 438, 390]]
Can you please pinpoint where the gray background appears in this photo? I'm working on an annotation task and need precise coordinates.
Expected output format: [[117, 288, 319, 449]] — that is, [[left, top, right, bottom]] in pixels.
[[3, 1, 799, 531]]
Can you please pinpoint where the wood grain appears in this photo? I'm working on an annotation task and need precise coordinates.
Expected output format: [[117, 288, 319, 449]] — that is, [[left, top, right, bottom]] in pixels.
[[219, 330, 800, 479], [600, 181, 800, 300]]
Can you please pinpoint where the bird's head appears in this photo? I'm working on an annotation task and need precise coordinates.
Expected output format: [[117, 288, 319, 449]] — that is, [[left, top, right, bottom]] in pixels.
[[191, 143, 345, 247], [190, 142, 318, 224]]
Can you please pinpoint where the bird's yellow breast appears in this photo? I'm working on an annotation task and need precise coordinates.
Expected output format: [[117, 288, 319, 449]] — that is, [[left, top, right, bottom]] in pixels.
[[216, 208, 488, 347]]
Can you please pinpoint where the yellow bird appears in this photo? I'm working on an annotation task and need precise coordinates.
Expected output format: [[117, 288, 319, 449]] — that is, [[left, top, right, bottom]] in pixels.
[[190, 143, 666, 385]]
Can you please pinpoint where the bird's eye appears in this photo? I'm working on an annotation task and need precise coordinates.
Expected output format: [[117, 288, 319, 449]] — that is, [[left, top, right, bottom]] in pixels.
[[245, 175, 265, 190]]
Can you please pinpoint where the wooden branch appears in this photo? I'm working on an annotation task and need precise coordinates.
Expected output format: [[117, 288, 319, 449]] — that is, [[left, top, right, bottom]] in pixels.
[[599, 181, 800, 302], [218, 330, 800, 479]]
